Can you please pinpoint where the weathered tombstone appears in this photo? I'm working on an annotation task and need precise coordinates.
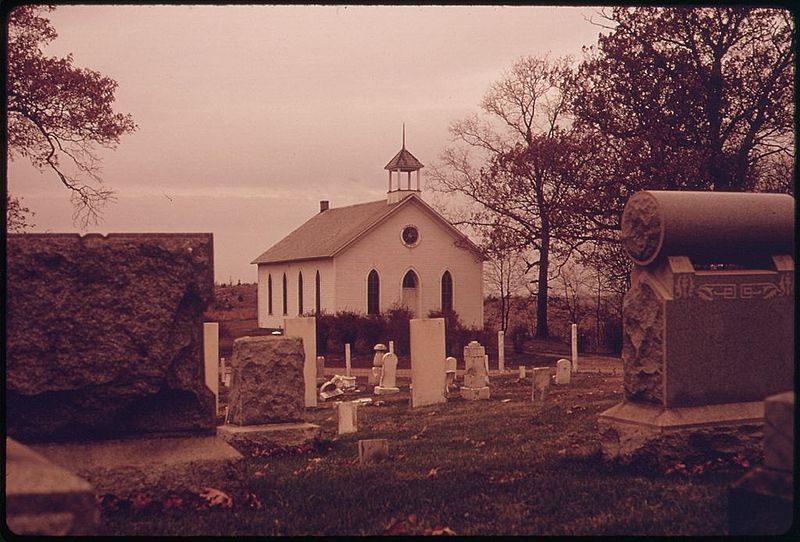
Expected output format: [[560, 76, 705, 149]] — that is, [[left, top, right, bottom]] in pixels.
[[227, 336, 305, 424], [409, 318, 447, 408], [484, 354, 491, 385], [316, 356, 326, 384], [498, 330, 505, 372], [598, 191, 794, 466], [337, 402, 358, 435], [345, 342, 352, 377], [462, 341, 490, 400], [555, 358, 571, 385], [283, 316, 318, 408], [531, 367, 550, 405], [358, 439, 389, 464], [375, 352, 400, 395], [204, 322, 220, 415], [571, 323, 579, 373], [728, 391, 795, 535], [369, 343, 388, 385], [218, 335, 321, 452], [445, 356, 458, 395], [220, 357, 227, 385], [519, 365, 527, 380], [6, 438, 100, 535], [6, 233, 216, 440], [388, 340, 395, 354]]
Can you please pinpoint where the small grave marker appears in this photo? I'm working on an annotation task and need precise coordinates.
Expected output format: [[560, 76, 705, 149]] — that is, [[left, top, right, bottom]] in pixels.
[[358, 439, 389, 465]]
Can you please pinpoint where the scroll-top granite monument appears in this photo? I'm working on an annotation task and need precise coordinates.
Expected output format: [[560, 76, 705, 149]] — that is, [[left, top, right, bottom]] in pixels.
[[598, 191, 794, 466]]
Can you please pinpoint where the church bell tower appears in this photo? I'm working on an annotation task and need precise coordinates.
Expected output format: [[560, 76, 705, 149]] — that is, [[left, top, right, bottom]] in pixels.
[[385, 124, 424, 204]]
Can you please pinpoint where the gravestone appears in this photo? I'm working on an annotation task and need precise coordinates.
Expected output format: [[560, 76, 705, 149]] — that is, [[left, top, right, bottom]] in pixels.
[[571, 323, 579, 373], [345, 343, 352, 377], [519, 366, 527, 380], [555, 358, 571, 385], [6, 233, 216, 440], [218, 336, 320, 452], [498, 330, 505, 372], [283, 316, 318, 407], [599, 191, 794, 467], [445, 356, 458, 395], [462, 341, 490, 400], [316, 356, 326, 384], [227, 336, 305, 424], [531, 368, 550, 405], [409, 318, 447, 408], [369, 343, 388, 385], [728, 392, 794, 535], [358, 439, 389, 464], [204, 322, 220, 415], [6, 438, 100, 535], [484, 355, 491, 385], [375, 352, 400, 395], [337, 402, 358, 435]]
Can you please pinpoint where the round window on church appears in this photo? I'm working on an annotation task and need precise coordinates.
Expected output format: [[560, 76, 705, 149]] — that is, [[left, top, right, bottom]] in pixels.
[[401, 225, 419, 247]]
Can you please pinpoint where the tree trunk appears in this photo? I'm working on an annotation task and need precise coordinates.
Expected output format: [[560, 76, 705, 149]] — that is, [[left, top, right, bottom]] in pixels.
[[534, 232, 549, 339]]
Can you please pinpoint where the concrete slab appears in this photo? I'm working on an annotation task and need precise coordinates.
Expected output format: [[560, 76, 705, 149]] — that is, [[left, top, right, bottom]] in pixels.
[[28, 435, 243, 498], [6, 438, 99, 536]]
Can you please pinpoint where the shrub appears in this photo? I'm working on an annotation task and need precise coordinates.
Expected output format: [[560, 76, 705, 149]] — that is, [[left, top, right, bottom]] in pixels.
[[510, 323, 529, 353], [385, 305, 412, 356], [330, 311, 360, 350], [314, 311, 332, 355], [602, 317, 623, 354], [357, 314, 386, 354]]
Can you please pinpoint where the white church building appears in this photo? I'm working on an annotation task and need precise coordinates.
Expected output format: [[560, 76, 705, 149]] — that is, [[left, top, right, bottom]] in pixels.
[[251, 136, 485, 329]]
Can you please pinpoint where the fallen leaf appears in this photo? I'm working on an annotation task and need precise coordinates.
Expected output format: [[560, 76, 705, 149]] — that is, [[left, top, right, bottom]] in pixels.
[[244, 491, 263, 509], [408, 514, 418, 524], [130, 493, 154, 511], [200, 487, 233, 508], [501, 399, 512, 403], [427, 467, 439, 478], [431, 526, 457, 535], [162, 494, 185, 510]]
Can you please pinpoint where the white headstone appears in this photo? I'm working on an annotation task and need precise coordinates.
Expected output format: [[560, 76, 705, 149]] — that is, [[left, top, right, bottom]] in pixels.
[[531, 367, 550, 404], [445, 356, 457, 373], [410, 318, 447, 408], [345, 343, 352, 377], [498, 330, 505, 372], [375, 352, 400, 395], [388, 340, 394, 354], [445, 356, 458, 395], [219, 357, 226, 385], [337, 401, 358, 435], [519, 365, 526, 379], [284, 316, 318, 408], [316, 356, 326, 384], [203, 322, 219, 415], [571, 323, 579, 373], [462, 341, 490, 400], [556, 358, 571, 385]]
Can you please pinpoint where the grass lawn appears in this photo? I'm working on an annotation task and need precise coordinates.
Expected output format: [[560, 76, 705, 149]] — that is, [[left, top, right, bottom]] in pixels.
[[98, 369, 747, 536]]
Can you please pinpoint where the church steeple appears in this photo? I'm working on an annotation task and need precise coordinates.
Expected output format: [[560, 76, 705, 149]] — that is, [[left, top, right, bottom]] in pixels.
[[385, 124, 424, 204]]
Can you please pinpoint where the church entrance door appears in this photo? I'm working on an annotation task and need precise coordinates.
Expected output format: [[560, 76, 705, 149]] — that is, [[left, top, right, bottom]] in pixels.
[[401, 270, 420, 317]]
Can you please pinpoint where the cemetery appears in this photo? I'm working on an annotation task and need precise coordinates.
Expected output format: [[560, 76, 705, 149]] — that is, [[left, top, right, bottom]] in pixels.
[[4, 5, 795, 536], [5, 189, 794, 536]]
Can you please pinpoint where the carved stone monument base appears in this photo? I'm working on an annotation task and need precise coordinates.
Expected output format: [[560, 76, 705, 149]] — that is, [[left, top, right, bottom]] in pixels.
[[597, 400, 764, 468], [461, 386, 490, 401], [374, 386, 400, 395], [217, 422, 321, 454]]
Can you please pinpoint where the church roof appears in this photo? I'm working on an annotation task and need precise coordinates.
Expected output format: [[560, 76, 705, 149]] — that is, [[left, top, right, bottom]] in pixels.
[[384, 148, 424, 171], [251, 194, 485, 264]]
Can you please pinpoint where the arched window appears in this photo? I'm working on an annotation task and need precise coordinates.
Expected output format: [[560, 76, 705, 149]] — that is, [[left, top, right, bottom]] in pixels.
[[267, 274, 273, 315], [282, 273, 288, 315], [441, 271, 453, 313], [402, 270, 417, 288], [367, 270, 380, 315], [315, 270, 321, 314], [298, 271, 304, 315]]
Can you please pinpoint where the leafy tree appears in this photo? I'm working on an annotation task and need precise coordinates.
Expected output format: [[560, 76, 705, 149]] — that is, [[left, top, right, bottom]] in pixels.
[[574, 7, 794, 195], [6, 5, 136, 228], [6, 195, 35, 233], [429, 55, 595, 338]]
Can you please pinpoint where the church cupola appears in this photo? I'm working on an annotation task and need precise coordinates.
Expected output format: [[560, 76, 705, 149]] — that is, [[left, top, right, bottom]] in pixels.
[[385, 124, 424, 204]]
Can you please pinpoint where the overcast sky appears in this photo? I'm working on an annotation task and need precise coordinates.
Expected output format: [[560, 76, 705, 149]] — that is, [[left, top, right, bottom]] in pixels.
[[8, 5, 606, 283]]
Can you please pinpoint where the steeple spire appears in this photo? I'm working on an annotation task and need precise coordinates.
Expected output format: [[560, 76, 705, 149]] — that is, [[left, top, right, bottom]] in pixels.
[[402, 122, 405, 149], [385, 124, 424, 204]]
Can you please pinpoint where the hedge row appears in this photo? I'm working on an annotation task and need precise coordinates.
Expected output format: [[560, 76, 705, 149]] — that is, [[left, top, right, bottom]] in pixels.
[[312, 307, 493, 358]]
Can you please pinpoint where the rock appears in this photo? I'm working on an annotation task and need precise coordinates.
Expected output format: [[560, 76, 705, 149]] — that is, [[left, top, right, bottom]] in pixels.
[[227, 336, 305, 425], [6, 233, 215, 441], [621, 279, 664, 404]]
